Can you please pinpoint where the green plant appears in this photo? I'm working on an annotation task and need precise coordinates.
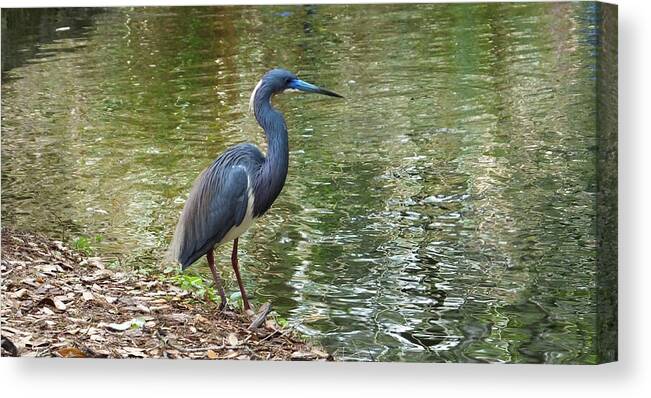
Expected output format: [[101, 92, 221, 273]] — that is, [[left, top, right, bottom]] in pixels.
[[72, 235, 102, 256], [229, 291, 244, 309], [276, 316, 289, 328], [170, 273, 217, 302]]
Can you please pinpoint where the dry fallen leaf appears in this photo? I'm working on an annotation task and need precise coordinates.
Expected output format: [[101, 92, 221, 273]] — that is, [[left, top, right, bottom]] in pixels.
[[206, 349, 219, 360], [40, 307, 55, 316], [36, 264, 63, 274], [21, 278, 39, 288], [121, 347, 147, 358], [9, 288, 28, 299], [136, 303, 151, 313], [227, 333, 239, 347], [85, 327, 102, 335], [57, 347, 87, 358], [194, 314, 210, 325], [53, 298, 67, 311], [102, 318, 145, 331], [222, 351, 239, 359], [82, 291, 94, 301], [167, 313, 190, 323]]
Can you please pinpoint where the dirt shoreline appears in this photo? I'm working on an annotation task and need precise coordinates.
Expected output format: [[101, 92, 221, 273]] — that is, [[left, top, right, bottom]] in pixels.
[[1, 228, 330, 360]]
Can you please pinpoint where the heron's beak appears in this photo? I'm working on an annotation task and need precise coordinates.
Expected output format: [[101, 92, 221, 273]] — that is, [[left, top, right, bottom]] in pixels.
[[288, 79, 343, 98]]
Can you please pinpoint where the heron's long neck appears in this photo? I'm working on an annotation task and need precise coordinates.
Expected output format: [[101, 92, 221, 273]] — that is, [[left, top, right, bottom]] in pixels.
[[252, 95, 289, 217]]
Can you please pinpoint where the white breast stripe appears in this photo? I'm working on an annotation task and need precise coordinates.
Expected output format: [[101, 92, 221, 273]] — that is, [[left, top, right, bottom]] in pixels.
[[249, 79, 263, 114]]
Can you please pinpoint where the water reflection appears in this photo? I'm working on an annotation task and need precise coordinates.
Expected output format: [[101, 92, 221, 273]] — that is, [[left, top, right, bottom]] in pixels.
[[2, 3, 605, 363]]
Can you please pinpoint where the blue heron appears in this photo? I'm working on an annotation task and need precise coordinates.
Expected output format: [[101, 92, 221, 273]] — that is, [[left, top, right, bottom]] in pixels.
[[170, 68, 342, 312]]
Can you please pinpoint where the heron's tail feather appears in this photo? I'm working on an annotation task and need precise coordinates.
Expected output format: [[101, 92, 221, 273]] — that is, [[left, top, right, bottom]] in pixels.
[[168, 205, 205, 270], [167, 216, 185, 267]]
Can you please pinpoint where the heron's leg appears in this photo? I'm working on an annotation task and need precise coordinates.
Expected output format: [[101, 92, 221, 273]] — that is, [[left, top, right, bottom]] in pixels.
[[206, 248, 227, 311], [231, 238, 251, 311]]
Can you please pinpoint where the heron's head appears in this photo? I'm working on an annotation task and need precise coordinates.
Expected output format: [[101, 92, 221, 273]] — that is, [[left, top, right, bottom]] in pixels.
[[250, 68, 342, 112]]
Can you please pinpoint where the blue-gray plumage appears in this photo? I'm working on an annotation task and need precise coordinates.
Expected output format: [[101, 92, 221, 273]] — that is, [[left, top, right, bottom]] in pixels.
[[170, 68, 342, 312]]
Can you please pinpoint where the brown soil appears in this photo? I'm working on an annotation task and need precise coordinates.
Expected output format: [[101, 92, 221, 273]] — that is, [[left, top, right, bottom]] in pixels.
[[0, 228, 330, 360]]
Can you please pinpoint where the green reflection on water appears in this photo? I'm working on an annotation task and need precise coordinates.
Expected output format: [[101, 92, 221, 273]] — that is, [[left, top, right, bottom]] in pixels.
[[2, 2, 605, 363]]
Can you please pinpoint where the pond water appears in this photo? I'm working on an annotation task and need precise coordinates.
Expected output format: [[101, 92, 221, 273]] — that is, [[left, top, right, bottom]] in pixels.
[[2, 3, 606, 363]]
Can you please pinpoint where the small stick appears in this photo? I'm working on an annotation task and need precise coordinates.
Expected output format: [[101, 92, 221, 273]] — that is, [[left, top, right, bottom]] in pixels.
[[247, 302, 272, 330]]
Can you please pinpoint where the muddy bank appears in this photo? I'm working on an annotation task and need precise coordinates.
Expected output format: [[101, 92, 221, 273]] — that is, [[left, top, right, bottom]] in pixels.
[[1, 228, 330, 360]]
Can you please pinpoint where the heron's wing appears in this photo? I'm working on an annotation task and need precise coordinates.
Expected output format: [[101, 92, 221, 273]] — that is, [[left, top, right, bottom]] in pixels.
[[172, 162, 251, 268]]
